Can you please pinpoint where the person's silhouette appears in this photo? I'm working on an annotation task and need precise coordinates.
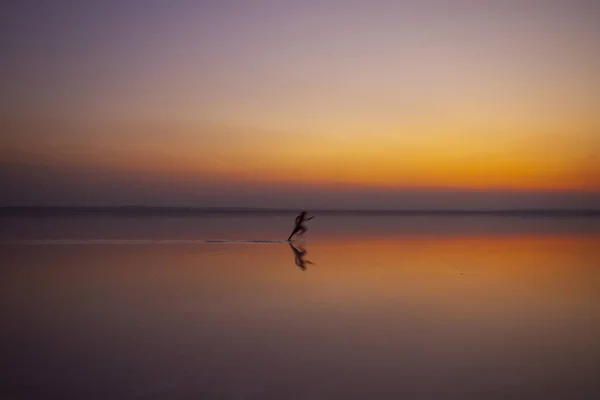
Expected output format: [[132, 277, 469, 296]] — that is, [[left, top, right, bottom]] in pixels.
[[289, 243, 314, 271], [287, 211, 314, 241]]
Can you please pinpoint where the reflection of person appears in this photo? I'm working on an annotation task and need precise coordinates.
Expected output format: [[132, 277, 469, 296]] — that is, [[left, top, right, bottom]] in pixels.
[[289, 243, 314, 271], [287, 211, 314, 241]]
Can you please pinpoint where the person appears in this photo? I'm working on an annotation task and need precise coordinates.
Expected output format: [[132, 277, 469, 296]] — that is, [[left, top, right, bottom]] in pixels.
[[287, 211, 314, 241]]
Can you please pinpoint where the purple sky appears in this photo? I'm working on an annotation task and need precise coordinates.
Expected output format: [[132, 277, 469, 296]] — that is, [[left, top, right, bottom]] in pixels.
[[1, 1, 599, 208]]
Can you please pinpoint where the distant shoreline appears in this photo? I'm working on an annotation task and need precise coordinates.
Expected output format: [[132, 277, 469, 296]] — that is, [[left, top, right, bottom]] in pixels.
[[1, 206, 598, 217]]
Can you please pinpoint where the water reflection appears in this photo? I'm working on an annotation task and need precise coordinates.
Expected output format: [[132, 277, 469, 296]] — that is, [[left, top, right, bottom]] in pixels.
[[2, 220, 599, 399], [289, 242, 314, 271]]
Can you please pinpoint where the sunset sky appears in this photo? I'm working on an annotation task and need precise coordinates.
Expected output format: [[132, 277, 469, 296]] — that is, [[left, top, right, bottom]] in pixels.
[[1, 0, 599, 208]]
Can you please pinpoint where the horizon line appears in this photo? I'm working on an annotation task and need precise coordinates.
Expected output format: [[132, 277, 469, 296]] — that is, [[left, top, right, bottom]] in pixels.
[[1, 206, 598, 217]]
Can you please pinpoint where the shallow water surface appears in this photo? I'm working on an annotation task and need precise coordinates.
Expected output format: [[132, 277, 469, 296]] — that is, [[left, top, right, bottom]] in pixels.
[[1, 216, 599, 399]]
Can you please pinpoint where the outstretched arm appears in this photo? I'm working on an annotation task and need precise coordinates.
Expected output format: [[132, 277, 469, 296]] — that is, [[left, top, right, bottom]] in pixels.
[[307, 216, 315, 220]]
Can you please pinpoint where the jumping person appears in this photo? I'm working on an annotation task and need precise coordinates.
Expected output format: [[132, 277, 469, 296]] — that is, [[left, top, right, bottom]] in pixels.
[[287, 211, 314, 241]]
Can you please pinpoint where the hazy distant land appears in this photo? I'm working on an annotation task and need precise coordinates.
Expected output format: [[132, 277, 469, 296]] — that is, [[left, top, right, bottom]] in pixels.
[[1, 206, 598, 217]]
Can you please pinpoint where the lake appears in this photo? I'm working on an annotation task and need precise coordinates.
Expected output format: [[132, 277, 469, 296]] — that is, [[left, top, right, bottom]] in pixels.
[[1, 215, 599, 399]]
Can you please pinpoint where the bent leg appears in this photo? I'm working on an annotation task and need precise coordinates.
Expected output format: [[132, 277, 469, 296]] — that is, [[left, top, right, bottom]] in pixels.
[[288, 226, 301, 241]]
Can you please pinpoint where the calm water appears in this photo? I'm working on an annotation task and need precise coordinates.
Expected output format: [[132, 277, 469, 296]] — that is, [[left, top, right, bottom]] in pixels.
[[1, 216, 599, 399]]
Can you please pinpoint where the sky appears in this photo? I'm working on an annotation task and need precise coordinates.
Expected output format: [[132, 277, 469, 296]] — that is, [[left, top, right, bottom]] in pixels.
[[1, 0, 599, 209]]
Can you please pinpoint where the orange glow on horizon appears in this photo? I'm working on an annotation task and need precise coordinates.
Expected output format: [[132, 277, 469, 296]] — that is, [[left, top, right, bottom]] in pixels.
[[7, 138, 597, 193], [3, 1, 599, 207]]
